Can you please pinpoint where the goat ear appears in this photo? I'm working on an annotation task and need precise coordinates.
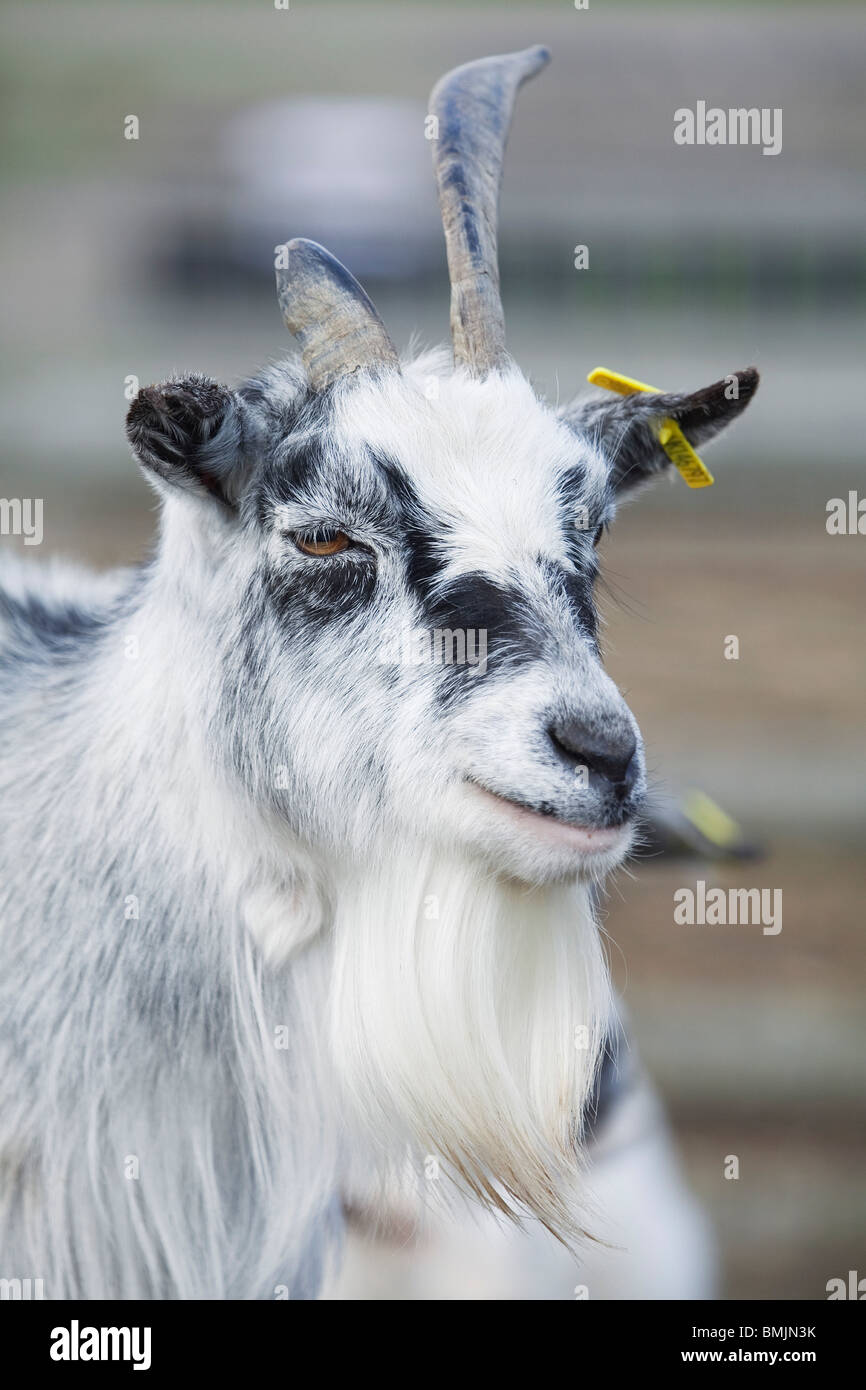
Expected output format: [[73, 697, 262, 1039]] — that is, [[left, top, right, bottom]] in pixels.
[[563, 368, 759, 496], [126, 374, 246, 507]]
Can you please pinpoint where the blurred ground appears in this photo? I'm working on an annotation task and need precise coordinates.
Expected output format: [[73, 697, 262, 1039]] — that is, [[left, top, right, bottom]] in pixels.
[[1, 0, 863, 1299]]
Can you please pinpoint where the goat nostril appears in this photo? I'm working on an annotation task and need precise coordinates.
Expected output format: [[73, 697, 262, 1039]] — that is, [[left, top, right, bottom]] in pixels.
[[548, 721, 638, 794]]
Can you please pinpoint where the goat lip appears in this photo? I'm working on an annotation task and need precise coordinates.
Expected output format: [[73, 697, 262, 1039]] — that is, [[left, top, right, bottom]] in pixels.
[[467, 782, 631, 854]]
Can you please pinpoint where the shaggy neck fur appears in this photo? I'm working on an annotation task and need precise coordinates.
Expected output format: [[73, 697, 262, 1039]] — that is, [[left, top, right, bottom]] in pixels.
[[0, 533, 339, 1298]]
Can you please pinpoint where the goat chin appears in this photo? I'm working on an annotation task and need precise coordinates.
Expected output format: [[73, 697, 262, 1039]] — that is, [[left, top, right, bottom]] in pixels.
[[327, 844, 613, 1245]]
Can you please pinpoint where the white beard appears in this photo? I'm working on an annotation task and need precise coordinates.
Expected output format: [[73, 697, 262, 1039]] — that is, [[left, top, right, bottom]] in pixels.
[[328, 845, 613, 1242]]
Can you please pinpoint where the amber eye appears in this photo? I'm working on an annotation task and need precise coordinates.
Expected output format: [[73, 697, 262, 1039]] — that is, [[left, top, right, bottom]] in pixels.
[[293, 531, 351, 557]]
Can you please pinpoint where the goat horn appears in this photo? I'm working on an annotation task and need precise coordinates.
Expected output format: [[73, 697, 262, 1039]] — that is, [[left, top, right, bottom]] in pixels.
[[430, 45, 550, 375], [276, 238, 400, 391]]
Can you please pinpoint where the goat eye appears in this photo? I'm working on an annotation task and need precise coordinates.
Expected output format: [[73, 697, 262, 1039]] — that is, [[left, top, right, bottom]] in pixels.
[[592, 523, 605, 547], [293, 530, 351, 557]]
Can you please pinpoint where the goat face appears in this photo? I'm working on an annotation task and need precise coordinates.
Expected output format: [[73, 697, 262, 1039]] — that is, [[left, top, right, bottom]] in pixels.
[[127, 353, 757, 887], [126, 44, 758, 889], [249, 357, 639, 885]]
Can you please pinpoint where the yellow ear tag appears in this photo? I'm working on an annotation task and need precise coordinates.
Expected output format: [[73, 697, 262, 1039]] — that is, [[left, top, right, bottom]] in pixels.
[[682, 789, 742, 849], [587, 366, 714, 489]]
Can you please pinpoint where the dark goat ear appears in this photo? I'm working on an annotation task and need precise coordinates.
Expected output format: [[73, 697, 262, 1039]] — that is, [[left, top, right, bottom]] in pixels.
[[126, 374, 246, 506], [562, 368, 760, 496]]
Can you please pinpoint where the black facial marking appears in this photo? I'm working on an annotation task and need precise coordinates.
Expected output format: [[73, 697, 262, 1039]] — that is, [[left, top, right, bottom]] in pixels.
[[254, 398, 389, 628], [369, 453, 442, 599], [538, 557, 600, 645], [429, 573, 540, 659], [255, 399, 336, 515], [259, 422, 396, 536], [252, 418, 604, 684], [371, 453, 606, 698], [263, 549, 378, 628], [423, 572, 545, 707]]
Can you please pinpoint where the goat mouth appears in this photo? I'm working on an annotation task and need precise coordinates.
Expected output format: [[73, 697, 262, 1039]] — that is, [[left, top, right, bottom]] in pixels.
[[466, 782, 632, 855]]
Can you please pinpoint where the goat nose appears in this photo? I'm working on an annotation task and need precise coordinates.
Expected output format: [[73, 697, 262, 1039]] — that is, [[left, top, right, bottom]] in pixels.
[[548, 718, 638, 794]]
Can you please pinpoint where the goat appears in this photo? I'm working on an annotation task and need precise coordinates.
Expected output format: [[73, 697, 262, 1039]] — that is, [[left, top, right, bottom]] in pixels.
[[0, 46, 758, 1300]]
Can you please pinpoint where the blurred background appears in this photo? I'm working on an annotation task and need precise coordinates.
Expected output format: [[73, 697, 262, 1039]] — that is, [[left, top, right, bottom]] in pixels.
[[1, 0, 863, 1299]]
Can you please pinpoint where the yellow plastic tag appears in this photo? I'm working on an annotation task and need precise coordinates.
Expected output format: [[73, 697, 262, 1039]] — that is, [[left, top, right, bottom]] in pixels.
[[586, 367, 659, 397], [683, 789, 741, 849], [587, 366, 714, 489]]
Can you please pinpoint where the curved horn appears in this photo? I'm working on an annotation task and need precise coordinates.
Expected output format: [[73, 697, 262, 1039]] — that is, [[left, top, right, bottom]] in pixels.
[[430, 45, 550, 375], [276, 238, 400, 391]]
